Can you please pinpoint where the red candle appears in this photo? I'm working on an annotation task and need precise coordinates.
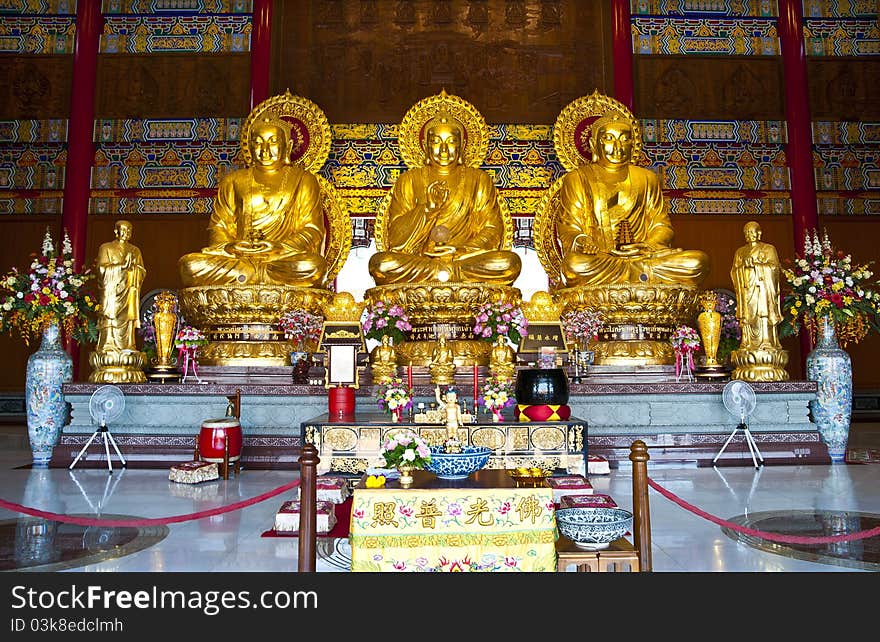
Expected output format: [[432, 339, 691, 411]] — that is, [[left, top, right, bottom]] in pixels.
[[473, 364, 479, 407], [407, 364, 413, 389]]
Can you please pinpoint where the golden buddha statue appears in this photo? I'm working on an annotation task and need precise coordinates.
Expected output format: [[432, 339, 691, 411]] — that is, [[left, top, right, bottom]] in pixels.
[[179, 117, 326, 287], [370, 334, 398, 383], [535, 92, 709, 366], [489, 334, 516, 381], [177, 91, 351, 366], [428, 334, 456, 386], [556, 113, 709, 287], [729, 221, 789, 381], [365, 90, 522, 367], [88, 219, 148, 383], [368, 110, 520, 285]]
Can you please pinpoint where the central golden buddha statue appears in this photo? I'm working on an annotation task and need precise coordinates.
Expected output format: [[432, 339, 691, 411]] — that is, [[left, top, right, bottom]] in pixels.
[[177, 91, 350, 365], [535, 92, 709, 366], [366, 90, 522, 366]]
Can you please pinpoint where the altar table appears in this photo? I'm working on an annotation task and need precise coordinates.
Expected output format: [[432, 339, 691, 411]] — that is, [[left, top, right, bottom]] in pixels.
[[349, 469, 557, 572]]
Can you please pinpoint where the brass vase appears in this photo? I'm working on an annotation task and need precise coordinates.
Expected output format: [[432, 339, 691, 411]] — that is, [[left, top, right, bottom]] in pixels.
[[397, 464, 414, 487], [148, 291, 181, 382]]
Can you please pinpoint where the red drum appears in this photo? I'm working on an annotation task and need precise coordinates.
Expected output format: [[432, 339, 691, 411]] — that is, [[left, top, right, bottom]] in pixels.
[[328, 386, 355, 418], [199, 417, 242, 464]]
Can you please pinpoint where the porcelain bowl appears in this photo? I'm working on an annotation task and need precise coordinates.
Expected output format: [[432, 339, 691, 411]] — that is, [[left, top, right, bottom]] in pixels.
[[425, 446, 491, 480], [555, 507, 633, 550]]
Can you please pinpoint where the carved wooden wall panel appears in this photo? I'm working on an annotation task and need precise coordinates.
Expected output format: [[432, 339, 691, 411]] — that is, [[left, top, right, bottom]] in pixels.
[[95, 53, 251, 119], [0, 55, 73, 119], [808, 58, 880, 121], [271, 0, 612, 124], [633, 55, 785, 120]]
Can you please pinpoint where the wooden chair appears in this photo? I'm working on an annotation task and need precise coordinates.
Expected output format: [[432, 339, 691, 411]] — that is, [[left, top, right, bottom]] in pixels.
[[555, 440, 652, 572]]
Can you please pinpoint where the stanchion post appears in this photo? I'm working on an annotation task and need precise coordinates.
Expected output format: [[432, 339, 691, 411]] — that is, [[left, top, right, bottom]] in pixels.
[[297, 443, 320, 572], [629, 440, 652, 572]]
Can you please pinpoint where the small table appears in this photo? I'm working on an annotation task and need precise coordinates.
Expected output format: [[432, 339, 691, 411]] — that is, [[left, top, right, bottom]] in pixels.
[[349, 469, 557, 572], [555, 534, 639, 572]]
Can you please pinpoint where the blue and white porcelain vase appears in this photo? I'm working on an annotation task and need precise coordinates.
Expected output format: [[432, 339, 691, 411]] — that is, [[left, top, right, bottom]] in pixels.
[[25, 322, 73, 467], [806, 316, 852, 463]]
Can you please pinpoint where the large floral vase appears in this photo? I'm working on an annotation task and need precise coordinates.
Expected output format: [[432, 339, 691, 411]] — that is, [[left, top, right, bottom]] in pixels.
[[25, 322, 73, 467], [806, 317, 852, 463]]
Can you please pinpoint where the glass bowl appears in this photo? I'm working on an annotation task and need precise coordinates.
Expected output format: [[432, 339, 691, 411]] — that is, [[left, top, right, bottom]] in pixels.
[[555, 506, 634, 550], [424, 445, 491, 480]]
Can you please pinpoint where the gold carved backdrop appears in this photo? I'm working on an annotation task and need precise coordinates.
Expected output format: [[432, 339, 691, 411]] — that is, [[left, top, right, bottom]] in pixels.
[[270, 0, 613, 124]]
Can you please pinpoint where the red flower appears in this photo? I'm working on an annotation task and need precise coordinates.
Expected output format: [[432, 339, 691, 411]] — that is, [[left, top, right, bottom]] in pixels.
[[38, 294, 50, 306], [23, 293, 35, 303]]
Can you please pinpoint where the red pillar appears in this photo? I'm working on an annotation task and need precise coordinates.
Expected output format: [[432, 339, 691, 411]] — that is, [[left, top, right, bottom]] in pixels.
[[249, 0, 273, 109], [63, 0, 102, 377], [778, 0, 819, 364], [611, 0, 634, 111]]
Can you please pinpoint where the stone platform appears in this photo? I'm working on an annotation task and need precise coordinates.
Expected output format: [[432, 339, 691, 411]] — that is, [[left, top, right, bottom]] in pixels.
[[55, 376, 826, 469]]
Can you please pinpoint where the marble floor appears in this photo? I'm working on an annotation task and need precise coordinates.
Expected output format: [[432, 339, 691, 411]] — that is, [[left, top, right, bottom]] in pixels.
[[1, 422, 878, 574]]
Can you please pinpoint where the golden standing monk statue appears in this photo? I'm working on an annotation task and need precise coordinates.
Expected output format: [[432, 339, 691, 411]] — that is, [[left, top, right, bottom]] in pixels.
[[89, 219, 148, 383], [730, 221, 789, 381], [179, 115, 326, 287], [366, 90, 522, 367], [556, 112, 709, 287], [176, 91, 350, 366], [535, 92, 710, 366]]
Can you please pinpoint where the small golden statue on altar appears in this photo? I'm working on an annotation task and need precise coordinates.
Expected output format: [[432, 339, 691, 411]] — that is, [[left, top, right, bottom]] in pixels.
[[730, 221, 789, 382], [89, 219, 148, 383], [370, 334, 398, 383], [489, 334, 516, 380], [534, 91, 710, 366], [365, 90, 522, 367], [176, 91, 351, 366], [428, 334, 456, 386]]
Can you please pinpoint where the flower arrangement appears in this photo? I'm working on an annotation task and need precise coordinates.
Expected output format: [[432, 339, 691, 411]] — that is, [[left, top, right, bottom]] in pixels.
[[0, 228, 98, 346], [671, 325, 701, 352], [713, 289, 741, 363], [560, 308, 603, 347], [780, 229, 880, 348], [671, 325, 701, 381], [479, 375, 515, 414], [278, 308, 324, 351], [361, 301, 412, 345], [174, 325, 208, 350], [380, 428, 432, 470], [376, 376, 414, 414], [472, 301, 528, 344]]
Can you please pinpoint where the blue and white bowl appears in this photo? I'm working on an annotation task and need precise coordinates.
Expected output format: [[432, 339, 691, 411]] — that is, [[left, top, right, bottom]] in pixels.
[[555, 507, 633, 550], [424, 445, 491, 480]]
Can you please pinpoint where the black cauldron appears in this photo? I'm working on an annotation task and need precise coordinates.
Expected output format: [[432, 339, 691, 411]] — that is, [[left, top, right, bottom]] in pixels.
[[514, 367, 570, 406]]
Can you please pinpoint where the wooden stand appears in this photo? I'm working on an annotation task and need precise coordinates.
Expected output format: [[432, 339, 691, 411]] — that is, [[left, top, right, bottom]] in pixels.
[[555, 440, 652, 572]]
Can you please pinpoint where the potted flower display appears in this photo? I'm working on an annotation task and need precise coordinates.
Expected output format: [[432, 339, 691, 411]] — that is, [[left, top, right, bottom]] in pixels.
[[779, 229, 880, 461], [174, 324, 208, 383], [361, 301, 412, 346], [380, 428, 432, 487], [0, 227, 98, 465], [670, 325, 701, 382], [560, 308, 603, 381], [278, 308, 324, 382], [479, 375, 515, 422], [376, 376, 414, 423], [472, 301, 528, 345]]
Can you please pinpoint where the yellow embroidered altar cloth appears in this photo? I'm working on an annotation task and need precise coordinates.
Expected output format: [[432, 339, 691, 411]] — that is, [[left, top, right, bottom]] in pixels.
[[349, 469, 556, 572]]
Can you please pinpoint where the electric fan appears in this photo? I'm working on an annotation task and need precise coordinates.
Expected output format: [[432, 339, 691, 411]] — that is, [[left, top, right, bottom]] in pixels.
[[69, 384, 127, 473], [714, 379, 764, 468]]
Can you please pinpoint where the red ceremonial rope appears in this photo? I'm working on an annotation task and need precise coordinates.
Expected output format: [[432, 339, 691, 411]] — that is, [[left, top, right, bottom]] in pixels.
[[647, 477, 880, 545], [0, 479, 299, 528]]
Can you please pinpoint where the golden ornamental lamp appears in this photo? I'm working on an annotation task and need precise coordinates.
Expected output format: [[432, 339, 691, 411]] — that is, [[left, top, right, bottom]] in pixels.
[[147, 290, 182, 383], [693, 290, 731, 382]]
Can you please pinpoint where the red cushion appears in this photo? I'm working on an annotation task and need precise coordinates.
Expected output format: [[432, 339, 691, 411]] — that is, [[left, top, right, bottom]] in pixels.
[[514, 404, 571, 421]]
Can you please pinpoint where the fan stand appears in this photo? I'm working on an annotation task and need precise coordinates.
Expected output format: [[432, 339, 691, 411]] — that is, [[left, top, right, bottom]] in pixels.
[[712, 417, 764, 469], [69, 419, 127, 473]]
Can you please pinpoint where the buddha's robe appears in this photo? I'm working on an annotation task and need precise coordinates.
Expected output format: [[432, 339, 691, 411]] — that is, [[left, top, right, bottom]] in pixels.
[[179, 164, 326, 287], [369, 166, 520, 285], [557, 164, 709, 287]]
